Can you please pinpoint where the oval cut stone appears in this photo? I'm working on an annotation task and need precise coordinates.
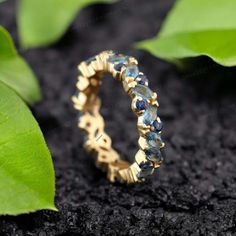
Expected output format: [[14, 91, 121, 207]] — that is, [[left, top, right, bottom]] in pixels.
[[125, 65, 139, 78], [108, 55, 129, 64], [145, 149, 158, 156], [85, 56, 96, 65], [146, 132, 163, 148], [83, 136, 88, 145], [146, 149, 163, 162], [138, 161, 154, 178], [143, 105, 158, 125], [74, 91, 80, 97], [132, 84, 153, 100]]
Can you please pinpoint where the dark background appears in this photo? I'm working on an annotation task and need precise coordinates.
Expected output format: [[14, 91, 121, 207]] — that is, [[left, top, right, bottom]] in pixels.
[[1, 0, 236, 235]]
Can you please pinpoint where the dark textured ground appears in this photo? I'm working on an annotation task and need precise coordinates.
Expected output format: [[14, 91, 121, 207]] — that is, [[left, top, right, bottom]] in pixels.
[[1, 0, 236, 235]]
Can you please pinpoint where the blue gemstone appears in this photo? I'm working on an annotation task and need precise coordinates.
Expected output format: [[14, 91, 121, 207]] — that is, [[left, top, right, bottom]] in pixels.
[[138, 170, 153, 178], [145, 149, 158, 156], [153, 120, 163, 132], [143, 105, 158, 125], [132, 84, 153, 100], [125, 65, 139, 78], [139, 161, 153, 170], [74, 91, 80, 98], [108, 55, 129, 64], [138, 161, 154, 178], [114, 63, 125, 72], [138, 169, 153, 178], [86, 56, 96, 65], [146, 149, 163, 162], [136, 99, 147, 111], [136, 74, 148, 85], [83, 136, 88, 145], [146, 132, 163, 148]]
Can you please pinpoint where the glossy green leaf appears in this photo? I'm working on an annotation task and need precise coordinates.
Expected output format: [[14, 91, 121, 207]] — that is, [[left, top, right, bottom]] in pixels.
[[0, 81, 56, 215], [0, 26, 41, 103], [136, 0, 236, 67], [18, 0, 114, 49]]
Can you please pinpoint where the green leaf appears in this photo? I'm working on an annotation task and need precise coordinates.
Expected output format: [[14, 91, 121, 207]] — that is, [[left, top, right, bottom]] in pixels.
[[136, 0, 236, 67], [0, 26, 41, 103], [18, 0, 114, 49], [0, 81, 56, 215]]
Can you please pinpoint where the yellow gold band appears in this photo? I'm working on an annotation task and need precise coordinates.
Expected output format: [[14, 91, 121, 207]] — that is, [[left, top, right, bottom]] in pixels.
[[72, 51, 164, 183]]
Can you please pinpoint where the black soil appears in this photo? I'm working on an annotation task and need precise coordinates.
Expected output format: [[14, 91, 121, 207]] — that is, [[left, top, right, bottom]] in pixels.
[[1, 0, 236, 235]]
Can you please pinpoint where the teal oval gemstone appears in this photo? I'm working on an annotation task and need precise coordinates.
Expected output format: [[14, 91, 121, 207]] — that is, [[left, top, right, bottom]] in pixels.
[[132, 84, 153, 99], [83, 136, 88, 145], [138, 161, 154, 178], [85, 56, 96, 65], [125, 65, 139, 78], [143, 105, 157, 125], [108, 55, 129, 64], [146, 149, 163, 162], [138, 169, 154, 178], [146, 132, 163, 148]]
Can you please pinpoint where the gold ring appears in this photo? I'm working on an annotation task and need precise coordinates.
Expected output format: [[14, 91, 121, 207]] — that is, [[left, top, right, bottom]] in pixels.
[[72, 51, 165, 183]]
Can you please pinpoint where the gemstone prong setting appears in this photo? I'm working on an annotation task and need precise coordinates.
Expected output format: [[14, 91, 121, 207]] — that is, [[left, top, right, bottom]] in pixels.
[[73, 51, 165, 183]]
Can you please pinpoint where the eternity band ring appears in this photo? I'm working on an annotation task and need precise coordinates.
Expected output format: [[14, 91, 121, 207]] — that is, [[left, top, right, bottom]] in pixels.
[[72, 51, 165, 184]]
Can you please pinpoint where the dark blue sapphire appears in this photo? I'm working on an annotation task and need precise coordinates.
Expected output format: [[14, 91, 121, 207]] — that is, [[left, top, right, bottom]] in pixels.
[[136, 99, 147, 111], [139, 161, 153, 170], [137, 74, 148, 85], [153, 120, 163, 132], [114, 63, 125, 72]]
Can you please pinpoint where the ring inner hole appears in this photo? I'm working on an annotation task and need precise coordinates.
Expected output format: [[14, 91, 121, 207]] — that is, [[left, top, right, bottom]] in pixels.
[[95, 73, 138, 163]]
